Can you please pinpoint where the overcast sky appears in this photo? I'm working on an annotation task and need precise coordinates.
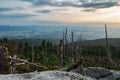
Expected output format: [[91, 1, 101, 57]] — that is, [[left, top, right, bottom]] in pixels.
[[0, 0, 120, 26]]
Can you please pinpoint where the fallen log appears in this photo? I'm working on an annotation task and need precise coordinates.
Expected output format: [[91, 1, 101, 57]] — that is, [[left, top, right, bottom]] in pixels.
[[9, 56, 47, 70], [13, 63, 25, 66]]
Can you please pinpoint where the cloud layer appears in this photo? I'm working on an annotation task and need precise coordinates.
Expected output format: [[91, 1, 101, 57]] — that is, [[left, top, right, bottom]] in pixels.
[[0, 7, 13, 13], [22, 0, 120, 9], [36, 10, 51, 13], [0, 13, 35, 19], [0, 0, 120, 26]]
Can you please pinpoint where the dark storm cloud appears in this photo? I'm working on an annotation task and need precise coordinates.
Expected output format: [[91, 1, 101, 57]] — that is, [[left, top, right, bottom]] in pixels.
[[80, 1, 119, 8], [21, 0, 120, 9], [22, 0, 79, 7]]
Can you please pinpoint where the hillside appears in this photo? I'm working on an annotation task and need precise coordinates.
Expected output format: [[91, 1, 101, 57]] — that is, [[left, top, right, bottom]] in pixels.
[[8, 38, 120, 46], [79, 38, 120, 46]]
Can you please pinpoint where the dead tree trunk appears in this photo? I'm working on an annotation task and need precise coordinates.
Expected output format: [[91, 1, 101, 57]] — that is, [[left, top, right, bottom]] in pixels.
[[32, 45, 34, 63], [65, 28, 68, 46], [104, 24, 113, 65], [62, 30, 65, 64], [0, 46, 13, 74], [76, 34, 83, 62], [9, 57, 47, 69], [63, 30, 65, 43], [37, 53, 40, 62], [71, 32, 75, 64], [60, 39, 64, 66], [31, 39, 34, 63], [65, 28, 68, 64]]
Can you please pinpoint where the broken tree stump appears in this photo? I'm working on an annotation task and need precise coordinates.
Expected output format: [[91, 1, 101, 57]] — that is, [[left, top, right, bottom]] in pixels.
[[0, 46, 12, 74]]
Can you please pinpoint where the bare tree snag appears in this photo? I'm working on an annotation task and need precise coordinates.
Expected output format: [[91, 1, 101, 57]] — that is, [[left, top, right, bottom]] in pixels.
[[104, 24, 113, 65], [32, 45, 34, 63], [0, 46, 13, 74], [60, 39, 64, 66], [71, 32, 75, 64], [62, 30, 65, 63], [77, 34, 83, 61], [31, 39, 34, 63], [63, 30, 65, 42], [64, 28, 68, 64], [65, 28, 68, 45]]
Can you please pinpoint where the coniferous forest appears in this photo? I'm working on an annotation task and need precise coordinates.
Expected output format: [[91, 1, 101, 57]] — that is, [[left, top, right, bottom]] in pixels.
[[0, 28, 120, 74]]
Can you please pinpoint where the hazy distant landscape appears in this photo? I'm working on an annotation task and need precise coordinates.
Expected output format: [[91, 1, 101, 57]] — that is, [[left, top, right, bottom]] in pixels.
[[0, 25, 120, 40]]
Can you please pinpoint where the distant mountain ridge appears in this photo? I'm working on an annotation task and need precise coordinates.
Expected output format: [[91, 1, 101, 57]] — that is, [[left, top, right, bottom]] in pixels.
[[80, 38, 120, 46], [7, 38, 120, 46]]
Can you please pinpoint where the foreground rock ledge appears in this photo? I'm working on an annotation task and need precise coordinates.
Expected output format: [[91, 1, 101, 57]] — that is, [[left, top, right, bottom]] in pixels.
[[0, 71, 94, 80], [62, 67, 120, 80], [0, 67, 120, 80]]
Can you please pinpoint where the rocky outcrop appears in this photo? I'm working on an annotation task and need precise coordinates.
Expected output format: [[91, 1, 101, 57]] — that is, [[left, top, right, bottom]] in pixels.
[[0, 71, 94, 80], [85, 67, 112, 79], [68, 67, 120, 80], [0, 68, 119, 80]]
